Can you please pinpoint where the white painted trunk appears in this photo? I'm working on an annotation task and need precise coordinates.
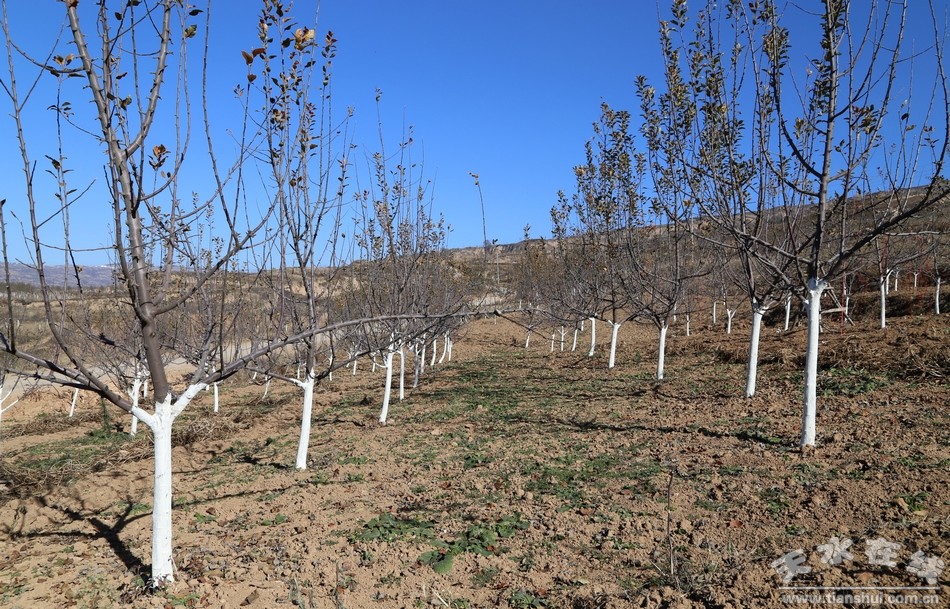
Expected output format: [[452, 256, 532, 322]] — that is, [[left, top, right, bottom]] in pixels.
[[726, 309, 736, 335], [588, 317, 596, 357], [656, 322, 668, 380], [379, 350, 395, 424], [294, 373, 316, 470], [398, 348, 405, 401], [784, 295, 792, 331], [685, 314, 691, 337], [571, 327, 579, 351], [913, 272, 919, 290], [212, 383, 219, 414], [712, 299, 718, 325], [129, 376, 143, 437], [69, 388, 79, 417], [446, 336, 453, 361], [550, 333, 555, 352], [745, 305, 766, 398], [431, 339, 438, 365], [559, 327, 566, 351], [893, 271, 899, 292], [352, 357, 358, 375], [141, 384, 205, 586], [524, 331, 531, 349], [879, 275, 888, 330], [607, 321, 621, 369], [801, 280, 826, 448], [262, 378, 271, 399], [936, 277, 942, 315], [439, 333, 450, 364], [419, 342, 427, 375]]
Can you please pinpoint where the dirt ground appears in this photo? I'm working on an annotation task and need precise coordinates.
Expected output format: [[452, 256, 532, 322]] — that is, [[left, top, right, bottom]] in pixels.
[[0, 301, 947, 608]]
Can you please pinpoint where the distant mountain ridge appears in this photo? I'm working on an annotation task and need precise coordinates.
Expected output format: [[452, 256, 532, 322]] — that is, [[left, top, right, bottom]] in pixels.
[[3, 263, 118, 288]]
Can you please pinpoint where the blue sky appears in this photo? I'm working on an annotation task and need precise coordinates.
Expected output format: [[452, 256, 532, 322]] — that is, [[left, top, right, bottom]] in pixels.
[[0, 1, 944, 266]]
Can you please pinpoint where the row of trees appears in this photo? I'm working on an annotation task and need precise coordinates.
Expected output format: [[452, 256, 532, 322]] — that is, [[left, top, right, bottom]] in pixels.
[[520, 0, 949, 447], [0, 0, 476, 586]]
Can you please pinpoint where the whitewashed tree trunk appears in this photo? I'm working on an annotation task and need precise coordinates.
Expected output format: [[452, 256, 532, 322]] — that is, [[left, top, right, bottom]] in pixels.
[[893, 270, 899, 292], [68, 388, 79, 417], [936, 276, 942, 315], [352, 357, 358, 375], [135, 384, 206, 585], [559, 326, 566, 351], [550, 333, 555, 352], [879, 274, 888, 329], [438, 332, 450, 364], [913, 271, 919, 290], [524, 331, 531, 349], [419, 341, 426, 376], [294, 371, 316, 470], [712, 299, 718, 325], [656, 321, 669, 380], [0, 384, 19, 452], [129, 374, 144, 437], [607, 321, 621, 369], [571, 327, 579, 351], [446, 335, 453, 361], [726, 309, 736, 335], [212, 382, 219, 414], [431, 338, 438, 366], [784, 294, 792, 331], [397, 347, 405, 401], [685, 314, 691, 337], [745, 304, 766, 398], [588, 317, 596, 357], [379, 350, 395, 424], [262, 377, 271, 399], [801, 279, 827, 448]]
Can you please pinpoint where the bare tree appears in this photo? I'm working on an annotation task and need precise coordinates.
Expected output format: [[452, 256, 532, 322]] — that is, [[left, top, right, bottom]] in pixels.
[[730, 0, 948, 446], [551, 103, 646, 369], [0, 0, 373, 585]]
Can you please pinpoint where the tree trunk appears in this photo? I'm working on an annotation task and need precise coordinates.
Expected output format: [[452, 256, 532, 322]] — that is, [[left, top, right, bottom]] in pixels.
[[69, 389, 79, 417], [685, 314, 691, 337], [784, 294, 792, 331], [656, 321, 668, 380], [726, 309, 736, 334], [745, 304, 766, 398], [294, 372, 315, 470], [571, 327, 579, 351], [588, 317, 596, 357], [397, 347, 405, 401], [379, 350, 395, 424], [879, 274, 888, 329], [936, 276, 942, 315], [141, 384, 205, 585], [607, 321, 621, 369], [801, 279, 827, 448], [712, 299, 718, 325]]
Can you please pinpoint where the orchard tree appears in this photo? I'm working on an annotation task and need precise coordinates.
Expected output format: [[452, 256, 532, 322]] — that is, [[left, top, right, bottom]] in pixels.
[[736, 0, 948, 445], [0, 0, 416, 585], [552, 103, 646, 369]]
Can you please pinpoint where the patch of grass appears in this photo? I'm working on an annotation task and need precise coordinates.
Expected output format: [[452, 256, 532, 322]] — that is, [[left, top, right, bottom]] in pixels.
[[261, 513, 289, 526], [471, 566, 500, 587], [352, 513, 436, 543], [418, 513, 530, 574], [509, 589, 549, 608], [819, 367, 890, 397], [759, 487, 790, 514]]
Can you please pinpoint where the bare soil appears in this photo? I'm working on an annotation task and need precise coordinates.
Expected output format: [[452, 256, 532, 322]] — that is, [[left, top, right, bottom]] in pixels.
[[1, 303, 947, 608]]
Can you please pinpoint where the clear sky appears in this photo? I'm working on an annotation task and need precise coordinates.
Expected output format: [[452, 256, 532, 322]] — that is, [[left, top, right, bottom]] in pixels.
[[0, 1, 944, 266]]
